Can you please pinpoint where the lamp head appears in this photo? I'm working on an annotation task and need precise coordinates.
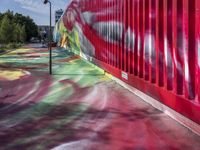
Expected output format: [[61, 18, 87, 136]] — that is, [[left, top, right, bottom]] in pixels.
[[43, 0, 48, 4]]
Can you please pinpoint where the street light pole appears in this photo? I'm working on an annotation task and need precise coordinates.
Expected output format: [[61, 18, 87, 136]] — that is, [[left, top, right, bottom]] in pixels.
[[43, 0, 52, 75]]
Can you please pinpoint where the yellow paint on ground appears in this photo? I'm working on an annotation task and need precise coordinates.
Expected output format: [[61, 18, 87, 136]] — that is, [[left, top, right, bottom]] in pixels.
[[0, 70, 28, 81], [7, 48, 30, 55], [105, 72, 113, 79]]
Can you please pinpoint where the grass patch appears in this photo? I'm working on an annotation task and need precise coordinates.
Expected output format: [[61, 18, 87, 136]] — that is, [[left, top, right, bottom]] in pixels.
[[0, 43, 23, 54]]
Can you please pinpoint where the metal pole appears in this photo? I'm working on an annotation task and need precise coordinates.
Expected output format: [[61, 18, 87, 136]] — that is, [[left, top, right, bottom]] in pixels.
[[49, 1, 52, 75]]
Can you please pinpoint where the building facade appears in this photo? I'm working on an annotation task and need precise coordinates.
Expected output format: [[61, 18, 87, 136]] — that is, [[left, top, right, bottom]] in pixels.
[[38, 25, 54, 40], [55, 9, 63, 24]]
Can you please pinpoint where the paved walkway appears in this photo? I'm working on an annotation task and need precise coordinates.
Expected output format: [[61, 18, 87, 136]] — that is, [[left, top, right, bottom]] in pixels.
[[0, 44, 200, 150]]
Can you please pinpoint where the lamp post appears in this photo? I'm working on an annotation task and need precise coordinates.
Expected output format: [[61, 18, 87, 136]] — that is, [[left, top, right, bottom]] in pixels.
[[43, 0, 52, 75]]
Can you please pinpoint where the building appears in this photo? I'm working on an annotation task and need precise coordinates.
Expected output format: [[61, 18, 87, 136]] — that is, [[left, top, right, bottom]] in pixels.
[[38, 25, 54, 40], [55, 9, 63, 24]]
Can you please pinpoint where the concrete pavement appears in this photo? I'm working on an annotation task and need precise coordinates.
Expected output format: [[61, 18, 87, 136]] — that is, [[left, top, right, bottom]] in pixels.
[[0, 44, 200, 150]]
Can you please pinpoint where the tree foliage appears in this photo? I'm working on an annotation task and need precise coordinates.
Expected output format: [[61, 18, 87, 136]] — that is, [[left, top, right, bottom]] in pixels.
[[0, 10, 38, 43], [13, 24, 27, 43], [14, 13, 38, 41], [0, 15, 13, 43]]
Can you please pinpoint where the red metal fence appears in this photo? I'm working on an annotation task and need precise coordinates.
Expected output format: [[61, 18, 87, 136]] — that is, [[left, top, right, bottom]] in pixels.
[[56, 0, 200, 124]]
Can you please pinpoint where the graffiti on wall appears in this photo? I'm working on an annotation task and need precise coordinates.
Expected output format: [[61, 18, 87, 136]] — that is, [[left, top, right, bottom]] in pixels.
[[54, 0, 200, 124]]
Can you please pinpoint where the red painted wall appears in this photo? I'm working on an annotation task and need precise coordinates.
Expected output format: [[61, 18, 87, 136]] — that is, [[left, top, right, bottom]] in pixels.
[[58, 0, 200, 125]]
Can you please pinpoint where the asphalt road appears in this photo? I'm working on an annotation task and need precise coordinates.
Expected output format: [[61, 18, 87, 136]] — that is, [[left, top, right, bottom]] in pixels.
[[0, 44, 200, 150]]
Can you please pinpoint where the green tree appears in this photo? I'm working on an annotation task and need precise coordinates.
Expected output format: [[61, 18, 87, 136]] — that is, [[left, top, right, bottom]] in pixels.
[[13, 24, 27, 43], [13, 23, 21, 42], [0, 10, 38, 43], [0, 13, 3, 25], [4, 10, 14, 20], [14, 13, 38, 41], [19, 25, 26, 42], [0, 15, 13, 43]]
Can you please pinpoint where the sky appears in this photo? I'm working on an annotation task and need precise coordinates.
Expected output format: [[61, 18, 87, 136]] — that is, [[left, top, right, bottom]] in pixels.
[[0, 0, 70, 25]]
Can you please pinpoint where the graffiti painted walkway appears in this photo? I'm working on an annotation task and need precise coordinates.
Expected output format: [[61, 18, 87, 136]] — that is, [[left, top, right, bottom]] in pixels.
[[0, 44, 200, 150]]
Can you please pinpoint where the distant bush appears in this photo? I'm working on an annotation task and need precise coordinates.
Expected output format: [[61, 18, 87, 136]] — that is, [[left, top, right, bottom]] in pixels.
[[0, 43, 23, 54], [7, 43, 17, 49]]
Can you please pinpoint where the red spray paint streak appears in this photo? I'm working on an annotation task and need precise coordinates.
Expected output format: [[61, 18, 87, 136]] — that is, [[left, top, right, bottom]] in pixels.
[[57, 0, 200, 124]]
